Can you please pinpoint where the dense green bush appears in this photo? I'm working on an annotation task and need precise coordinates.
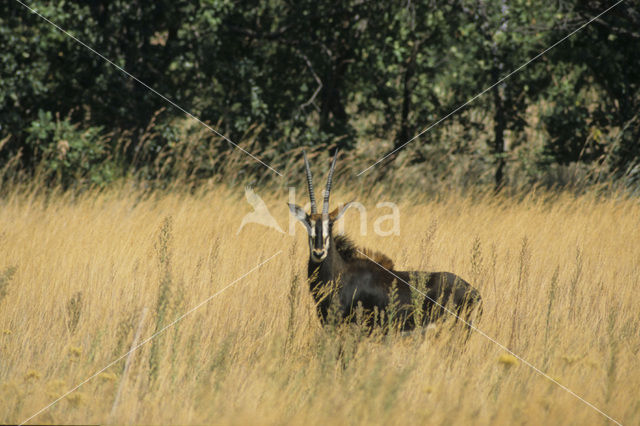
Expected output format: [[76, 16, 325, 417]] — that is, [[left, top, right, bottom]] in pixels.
[[25, 110, 117, 187]]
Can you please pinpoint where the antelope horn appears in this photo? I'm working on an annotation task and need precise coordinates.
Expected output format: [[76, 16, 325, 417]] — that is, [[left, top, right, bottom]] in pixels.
[[303, 151, 317, 214], [322, 149, 339, 216]]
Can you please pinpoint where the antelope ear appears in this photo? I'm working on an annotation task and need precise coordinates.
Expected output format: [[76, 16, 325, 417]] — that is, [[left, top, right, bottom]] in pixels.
[[288, 203, 311, 233], [288, 203, 308, 222], [330, 201, 355, 222], [287, 203, 307, 225]]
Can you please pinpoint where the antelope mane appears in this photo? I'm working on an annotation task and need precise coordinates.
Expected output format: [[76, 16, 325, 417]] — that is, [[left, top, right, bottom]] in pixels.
[[334, 234, 395, 270]]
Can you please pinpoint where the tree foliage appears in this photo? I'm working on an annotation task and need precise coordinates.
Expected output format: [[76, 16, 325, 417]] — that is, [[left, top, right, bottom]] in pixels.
[[0, 0, 638, 189]]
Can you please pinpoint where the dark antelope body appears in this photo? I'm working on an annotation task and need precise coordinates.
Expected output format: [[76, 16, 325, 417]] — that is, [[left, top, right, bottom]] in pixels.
[[288, 151, 482, 331]]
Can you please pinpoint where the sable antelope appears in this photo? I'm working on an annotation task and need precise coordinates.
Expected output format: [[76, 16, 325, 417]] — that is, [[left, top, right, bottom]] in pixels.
[[288, 150, 482, 331]]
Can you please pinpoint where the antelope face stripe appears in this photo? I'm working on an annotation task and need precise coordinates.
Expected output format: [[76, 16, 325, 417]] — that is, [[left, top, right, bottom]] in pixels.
[[308, 219, 330, 262]]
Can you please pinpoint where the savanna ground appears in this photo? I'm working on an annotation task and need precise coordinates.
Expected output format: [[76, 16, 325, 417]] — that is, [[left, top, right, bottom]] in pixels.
[[0, 182, 638, 425]]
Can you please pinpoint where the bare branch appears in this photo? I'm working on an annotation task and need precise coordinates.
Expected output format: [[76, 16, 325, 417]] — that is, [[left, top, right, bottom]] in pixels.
[[294, 48, 323, 112]]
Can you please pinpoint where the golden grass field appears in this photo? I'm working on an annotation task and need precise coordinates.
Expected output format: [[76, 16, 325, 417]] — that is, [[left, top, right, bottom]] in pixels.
[[0, 183, 638, 425]]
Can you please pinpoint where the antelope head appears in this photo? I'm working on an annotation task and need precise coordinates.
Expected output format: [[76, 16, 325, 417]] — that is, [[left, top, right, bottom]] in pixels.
[[288, 150, 354, 263]]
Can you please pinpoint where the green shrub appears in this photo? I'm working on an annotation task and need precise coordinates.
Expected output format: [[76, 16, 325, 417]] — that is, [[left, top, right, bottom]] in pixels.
[[25, 110, 118, 187]]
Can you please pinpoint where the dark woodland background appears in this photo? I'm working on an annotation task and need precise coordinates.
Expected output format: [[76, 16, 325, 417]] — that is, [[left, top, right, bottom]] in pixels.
[[1, 1, 639, 193]]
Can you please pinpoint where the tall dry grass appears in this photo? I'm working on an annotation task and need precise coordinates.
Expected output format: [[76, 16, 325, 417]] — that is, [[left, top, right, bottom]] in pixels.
[[0, 183, 638, 425]]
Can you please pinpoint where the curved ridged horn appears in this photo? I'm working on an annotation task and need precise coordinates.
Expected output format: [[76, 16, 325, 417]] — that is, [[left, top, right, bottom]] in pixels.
[[303, 151, 317, 214], [322, 149, 339, 216]]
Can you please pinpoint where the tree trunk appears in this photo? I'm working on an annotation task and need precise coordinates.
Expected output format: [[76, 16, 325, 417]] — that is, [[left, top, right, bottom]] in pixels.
[[318, 57, 352, 155], [492, 0, 509, 192], [493, 72, 506, 192], [397, 41, 419, 149]]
